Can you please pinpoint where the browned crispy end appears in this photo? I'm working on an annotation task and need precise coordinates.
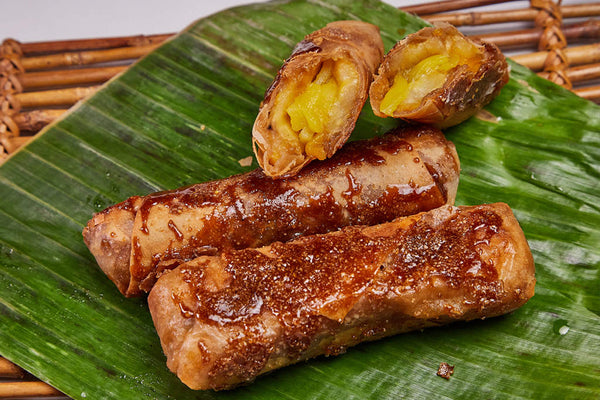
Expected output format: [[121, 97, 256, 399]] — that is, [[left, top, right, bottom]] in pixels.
[[149, 203, 535, 390], [148, 257, 240, 390], [82, 199, 138, 295], [360, 203, 535, 320], [404, 125, 461, 205], [481, 203, 536, 313]]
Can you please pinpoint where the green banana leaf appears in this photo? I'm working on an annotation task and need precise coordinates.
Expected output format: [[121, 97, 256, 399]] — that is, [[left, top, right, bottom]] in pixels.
[[1, 0, 599, 398]]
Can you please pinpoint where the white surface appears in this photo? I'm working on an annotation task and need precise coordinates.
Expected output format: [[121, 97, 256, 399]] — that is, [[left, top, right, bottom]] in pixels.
[[1, 1, 420, 43], [2, 0, 595, 43], [0, 1, 266, 42]]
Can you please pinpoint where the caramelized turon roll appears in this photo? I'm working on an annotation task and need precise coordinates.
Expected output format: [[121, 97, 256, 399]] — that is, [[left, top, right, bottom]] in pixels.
[[149, 203, 535, 390], [252, 21, 384, 178], [83, 126, 460, 297], [370, 23, 509, 128]]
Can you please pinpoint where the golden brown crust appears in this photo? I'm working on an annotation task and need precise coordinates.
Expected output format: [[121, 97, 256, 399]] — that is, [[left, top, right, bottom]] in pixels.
[[253, 21, 384, 178], [83, 126, 460, 297], [369, 23, 510, 128], [82, 197, 140, 294], [148, 203, 535, 390]]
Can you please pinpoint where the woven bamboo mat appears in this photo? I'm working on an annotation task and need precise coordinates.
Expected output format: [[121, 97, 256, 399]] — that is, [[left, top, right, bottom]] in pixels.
[[1, 0, 599, 165], [1, 0, 599, 397]]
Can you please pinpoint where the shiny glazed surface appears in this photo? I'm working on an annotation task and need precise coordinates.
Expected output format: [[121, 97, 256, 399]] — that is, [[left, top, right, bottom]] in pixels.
[[149, 203, 535, 390], [84, 125, 460, 296]]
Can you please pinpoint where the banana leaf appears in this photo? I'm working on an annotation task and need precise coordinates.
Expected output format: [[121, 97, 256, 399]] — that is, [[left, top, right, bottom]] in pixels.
[[0, 0, 599, 399]]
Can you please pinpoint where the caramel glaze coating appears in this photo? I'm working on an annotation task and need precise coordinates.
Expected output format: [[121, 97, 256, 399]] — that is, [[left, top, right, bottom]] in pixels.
[[83, 125, 460, 297], [369, 23, 510, 128], [253, 20, 384, 178], [148, 203, 535, 390]]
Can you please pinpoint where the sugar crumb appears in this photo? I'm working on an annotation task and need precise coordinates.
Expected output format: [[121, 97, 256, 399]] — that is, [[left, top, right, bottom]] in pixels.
[[437, 362, 454, 380], [238, 156, 253, 167]]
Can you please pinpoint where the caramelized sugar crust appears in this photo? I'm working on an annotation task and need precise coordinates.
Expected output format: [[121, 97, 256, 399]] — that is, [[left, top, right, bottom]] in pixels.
[[83, 125, 459, 297], [148, 203, 535, 390]]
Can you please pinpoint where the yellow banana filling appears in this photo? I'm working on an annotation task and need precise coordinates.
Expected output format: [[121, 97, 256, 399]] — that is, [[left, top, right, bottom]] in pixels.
[[380, 40, 481, 116], [270, 59, 359, 164]]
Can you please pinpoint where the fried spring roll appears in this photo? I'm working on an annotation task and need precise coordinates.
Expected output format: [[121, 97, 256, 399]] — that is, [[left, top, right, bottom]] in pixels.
[[252, 21, 384, 178], [148, 203, 535, 390], [369, 23, 509, 128], [83, 126, 460, 297]]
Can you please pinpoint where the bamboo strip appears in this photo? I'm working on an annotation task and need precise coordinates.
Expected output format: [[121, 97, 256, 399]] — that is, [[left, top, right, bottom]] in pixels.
[[20, 66, 127, 89], [423, 3, 600, 26], [575, 84, 600, 101], [15, 86, 100, 108], [546, 62, 600, 82], [0, 358, 23, 379], [13, 109, 67, 131], [532, 0, 572, 89], [21, 44, 159, 71], [4, 61, 598, 138], [1, 137, 30, 163], [0, 137, 30, 157], [511, 43, 600, 70], [4, 136, 30, 151], [400, 0, 519, 15], [0, 381, 63, 398], [18, 33, 172, 55], [0, 136, 35, 161], [473, 19, 600, 48]]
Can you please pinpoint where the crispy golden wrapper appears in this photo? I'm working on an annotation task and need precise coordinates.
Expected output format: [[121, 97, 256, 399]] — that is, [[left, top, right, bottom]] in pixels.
[[252, 21, 384, 178], [369, 23, 510, 128], [83, 126, 459, 297], [149, 203, 535, 390]]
